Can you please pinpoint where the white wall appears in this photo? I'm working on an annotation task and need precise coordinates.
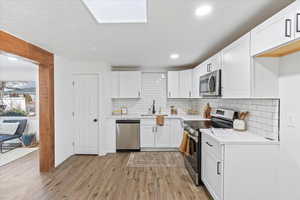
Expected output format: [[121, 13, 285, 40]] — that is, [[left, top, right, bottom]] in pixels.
[[54, 55, 111, 167], [279, 51, 300, 200], [253, 57, 279, 98]]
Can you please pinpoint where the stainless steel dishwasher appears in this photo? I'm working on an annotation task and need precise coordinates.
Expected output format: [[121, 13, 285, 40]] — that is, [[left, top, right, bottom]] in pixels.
[[116, 120, 140, 151]]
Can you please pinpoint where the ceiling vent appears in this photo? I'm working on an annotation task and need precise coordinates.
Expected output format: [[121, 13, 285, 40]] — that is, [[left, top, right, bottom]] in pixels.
[[82, 0, 147, 23]]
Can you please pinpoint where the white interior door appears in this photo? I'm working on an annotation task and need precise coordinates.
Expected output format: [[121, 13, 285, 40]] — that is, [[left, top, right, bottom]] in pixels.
[[73, 74, 99, 154]]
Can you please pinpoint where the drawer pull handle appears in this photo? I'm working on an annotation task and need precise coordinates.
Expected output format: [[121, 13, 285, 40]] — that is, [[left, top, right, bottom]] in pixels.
[[206, 142, 213, 147], [217, 161, 221, 175], [285, 19, 292, 38], [297, 13, 300, 33]]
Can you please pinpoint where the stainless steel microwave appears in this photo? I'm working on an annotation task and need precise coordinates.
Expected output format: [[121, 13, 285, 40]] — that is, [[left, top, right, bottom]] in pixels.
[[199, 69, 221, 96]]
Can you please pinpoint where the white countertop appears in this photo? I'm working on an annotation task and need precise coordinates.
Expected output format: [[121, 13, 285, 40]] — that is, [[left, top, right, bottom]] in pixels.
[[200, 128, 279, 145], [107, 114, 211, 121]]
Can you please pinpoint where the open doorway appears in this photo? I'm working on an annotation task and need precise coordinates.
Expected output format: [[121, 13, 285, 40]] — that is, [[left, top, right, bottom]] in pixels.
[[0, 31, 55, 172], [0, 54, 39, 166]]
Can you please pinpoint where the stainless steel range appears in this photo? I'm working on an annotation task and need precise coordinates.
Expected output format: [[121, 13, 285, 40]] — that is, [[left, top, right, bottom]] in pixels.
[[183, 121, 206, 186], [183, 108, 238, 186]]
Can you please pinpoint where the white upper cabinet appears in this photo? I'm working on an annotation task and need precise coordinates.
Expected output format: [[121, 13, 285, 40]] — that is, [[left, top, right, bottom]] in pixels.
[[294, 1, 300, 39], [203, 53, 222, 73], [251, 2, 297, 56], [111, 71, 141, 98], [167, 54, 220, 99], [168, 70, 193, 99], [192, 64, 205, 98], [167, 71, 180, 98], [222, 33, 251, 98], [180, 69, 193, 98], [119, 71, 141, 98]]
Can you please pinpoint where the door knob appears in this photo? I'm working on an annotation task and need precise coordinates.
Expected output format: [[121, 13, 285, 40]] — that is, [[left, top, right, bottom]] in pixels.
[[93, 119, 98, 122]]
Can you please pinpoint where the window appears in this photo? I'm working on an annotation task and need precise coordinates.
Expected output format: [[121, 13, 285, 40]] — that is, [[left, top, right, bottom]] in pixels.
[[0, 81, 36, 117]]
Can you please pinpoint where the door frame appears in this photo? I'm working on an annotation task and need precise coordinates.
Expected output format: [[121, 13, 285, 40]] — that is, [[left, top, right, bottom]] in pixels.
[[0, 31, 54, 172], [72, 73, 101, 155]]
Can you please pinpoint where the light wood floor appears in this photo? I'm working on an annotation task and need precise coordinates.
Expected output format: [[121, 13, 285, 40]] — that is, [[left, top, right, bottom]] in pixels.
[[0, 151, 211, 200]]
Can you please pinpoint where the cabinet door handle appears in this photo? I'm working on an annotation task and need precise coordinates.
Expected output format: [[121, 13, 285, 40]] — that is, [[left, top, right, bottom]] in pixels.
[[138, 91, 141, 97], [285, 19, 292, 37], [206, 142, 213, 147], [207, 63, 212, 72], [152, 127, 154, 132], [297, 13, 300, 33], [189, 91, 191, 97], [217, 161, 221, 175], [169, 91, 171, 97]]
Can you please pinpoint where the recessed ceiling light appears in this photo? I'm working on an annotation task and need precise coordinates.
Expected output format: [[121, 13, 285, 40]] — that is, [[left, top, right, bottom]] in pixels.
[[170, 54, 180, 60], [195, 5, 212, 17], [7, 57, 18, 61]]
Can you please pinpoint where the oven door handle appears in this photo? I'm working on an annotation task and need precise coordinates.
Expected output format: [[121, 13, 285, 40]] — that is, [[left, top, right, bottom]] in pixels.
[[207, 74, 213, 93], [206, 142, 213, 147], [188, 134, 198, 143]]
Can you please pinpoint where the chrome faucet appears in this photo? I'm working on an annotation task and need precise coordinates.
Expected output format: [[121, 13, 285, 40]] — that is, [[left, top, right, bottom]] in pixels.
[[152, 100, 156, 114]]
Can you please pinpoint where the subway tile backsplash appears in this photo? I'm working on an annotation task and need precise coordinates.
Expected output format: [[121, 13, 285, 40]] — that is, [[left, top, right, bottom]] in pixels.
[[192, 99, 280, 140], [167, 99, 193, 115], [112, 73, 192, 115], [112, 73, 280, 141]]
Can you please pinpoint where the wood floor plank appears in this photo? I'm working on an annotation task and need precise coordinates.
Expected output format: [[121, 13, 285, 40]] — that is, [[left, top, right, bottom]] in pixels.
[[0, 151, 211, 200]]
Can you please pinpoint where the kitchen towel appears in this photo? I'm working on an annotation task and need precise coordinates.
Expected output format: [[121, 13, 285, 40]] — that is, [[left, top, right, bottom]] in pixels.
[[179, 131, 190, 155], [156, 115, 165, 126]]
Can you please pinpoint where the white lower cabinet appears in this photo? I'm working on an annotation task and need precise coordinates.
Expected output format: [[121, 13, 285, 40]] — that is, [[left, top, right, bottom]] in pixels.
[[202, 134, 223, 200], [171, 119, 183, 147], [156, 125, 171, 147], [202, 133, 279, 200], [202, 151, 223, 200], [140, 119, 183, 149], [104, 119, 116, 153], [140, 125, 156, 148]]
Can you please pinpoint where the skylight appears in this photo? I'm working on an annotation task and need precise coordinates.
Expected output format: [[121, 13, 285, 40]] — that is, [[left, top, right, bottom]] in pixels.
[[82, 0, 147, 23]]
